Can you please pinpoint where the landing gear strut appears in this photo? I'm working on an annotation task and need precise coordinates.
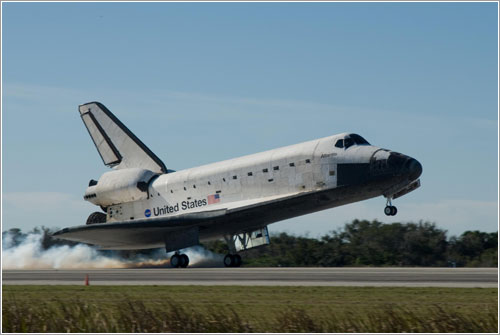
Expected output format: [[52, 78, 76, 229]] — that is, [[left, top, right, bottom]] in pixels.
[[170, 252, 189, 268], [384, 198, 397, 216], [224, 254, 242, 267]]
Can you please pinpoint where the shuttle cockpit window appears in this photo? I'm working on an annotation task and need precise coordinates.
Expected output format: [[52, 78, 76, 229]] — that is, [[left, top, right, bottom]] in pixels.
[[335, 134, 370, 149], [344, 137, 355, 149], [349, 134, 370, 145]]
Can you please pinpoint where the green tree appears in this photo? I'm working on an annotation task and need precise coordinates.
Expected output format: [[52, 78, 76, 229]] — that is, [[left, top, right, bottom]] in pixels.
[[448, 231, 498, 267]]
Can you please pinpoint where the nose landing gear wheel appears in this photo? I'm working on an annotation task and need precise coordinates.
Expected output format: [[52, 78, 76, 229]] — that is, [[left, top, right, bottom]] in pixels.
[[390, 206, 397, 216], [384, 197, 398, 216], [384, 206, 392, 216], [384, 205, 397, 216]]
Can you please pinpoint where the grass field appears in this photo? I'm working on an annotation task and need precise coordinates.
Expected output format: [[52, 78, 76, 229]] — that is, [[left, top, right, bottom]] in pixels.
[[2, 285, 498, 332]]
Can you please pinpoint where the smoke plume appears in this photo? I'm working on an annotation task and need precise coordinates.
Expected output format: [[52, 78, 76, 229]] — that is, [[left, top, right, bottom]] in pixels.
[[2, 231, 224, 269]]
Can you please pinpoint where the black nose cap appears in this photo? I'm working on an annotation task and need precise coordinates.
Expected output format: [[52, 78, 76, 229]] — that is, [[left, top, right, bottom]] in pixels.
[[407, 158, 422, 181]]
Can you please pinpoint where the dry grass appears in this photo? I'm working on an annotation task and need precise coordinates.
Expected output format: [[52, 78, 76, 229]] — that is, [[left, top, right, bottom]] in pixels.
[[2, 285, 498, 333]]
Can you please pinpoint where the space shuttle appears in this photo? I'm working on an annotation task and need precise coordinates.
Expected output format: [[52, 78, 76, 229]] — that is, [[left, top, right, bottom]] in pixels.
[[54, 102, 422, 267]]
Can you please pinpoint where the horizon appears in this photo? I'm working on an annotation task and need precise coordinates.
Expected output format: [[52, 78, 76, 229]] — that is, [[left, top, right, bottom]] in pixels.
[[2, 2, 498, 237]]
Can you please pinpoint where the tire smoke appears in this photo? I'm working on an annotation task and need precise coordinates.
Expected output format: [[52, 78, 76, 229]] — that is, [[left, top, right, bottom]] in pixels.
[[2, 231, 224, 269]]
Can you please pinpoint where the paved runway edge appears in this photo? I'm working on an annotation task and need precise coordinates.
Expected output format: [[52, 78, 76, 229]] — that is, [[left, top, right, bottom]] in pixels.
[[2, 268, 498, 287]]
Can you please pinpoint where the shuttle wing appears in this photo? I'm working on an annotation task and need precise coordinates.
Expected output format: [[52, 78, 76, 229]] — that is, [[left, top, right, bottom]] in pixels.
[[53, 185, 361, 250], [53, 209, 228, 250]]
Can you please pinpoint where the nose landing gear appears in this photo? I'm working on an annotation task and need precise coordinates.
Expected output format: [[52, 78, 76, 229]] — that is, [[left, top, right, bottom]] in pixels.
[[384, 198, 398, 216], [170, 252, 189, 268]]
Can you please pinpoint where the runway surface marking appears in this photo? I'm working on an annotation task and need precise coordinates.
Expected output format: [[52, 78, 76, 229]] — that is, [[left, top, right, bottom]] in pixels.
[[2, 268, 497, 287]]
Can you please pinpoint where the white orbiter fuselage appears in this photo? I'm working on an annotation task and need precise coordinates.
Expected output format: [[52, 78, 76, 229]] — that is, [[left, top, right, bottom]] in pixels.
[[54, 102, 422, 267]]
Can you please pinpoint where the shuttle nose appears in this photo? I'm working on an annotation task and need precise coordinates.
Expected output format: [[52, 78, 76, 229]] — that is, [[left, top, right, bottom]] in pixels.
[[387, 152, 422, 180], [406, 158, 422, 181]]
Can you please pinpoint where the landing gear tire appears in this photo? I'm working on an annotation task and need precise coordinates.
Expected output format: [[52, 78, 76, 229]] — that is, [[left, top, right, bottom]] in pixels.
[[384, 206, 392, 216], [224, 254, 234, 267], [180, 254, 189, 268], [233, 254, 242, 267], [224, 254, 242, 267], [170, 254, 180, 268], [170, 253, 189, 268], [390, 206, 397, 216], [384, 206, 397, 216], [170, 254, 181, 268]]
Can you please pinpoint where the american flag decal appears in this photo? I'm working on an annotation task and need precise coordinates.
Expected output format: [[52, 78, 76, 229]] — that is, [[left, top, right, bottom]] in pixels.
[[207, 193, 220, 205]]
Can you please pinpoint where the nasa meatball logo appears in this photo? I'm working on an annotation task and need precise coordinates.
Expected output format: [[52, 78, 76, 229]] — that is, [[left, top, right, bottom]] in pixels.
[[144, 209, 151, 217]]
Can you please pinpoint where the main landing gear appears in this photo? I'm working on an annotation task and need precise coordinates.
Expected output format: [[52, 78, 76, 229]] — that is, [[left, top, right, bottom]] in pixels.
[[170, 252, 189, 268], [384, 198, 398, 216], [224, 254, 242, 267]]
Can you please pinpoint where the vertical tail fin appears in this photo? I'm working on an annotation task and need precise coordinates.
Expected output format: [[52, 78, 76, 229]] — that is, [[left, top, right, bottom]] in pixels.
[[79, 102, 167, 174]]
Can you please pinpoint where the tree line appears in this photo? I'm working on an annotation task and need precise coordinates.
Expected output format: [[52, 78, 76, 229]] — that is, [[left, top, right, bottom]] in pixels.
[[2, 220, 497, 267], [205, 220, 497, 267]]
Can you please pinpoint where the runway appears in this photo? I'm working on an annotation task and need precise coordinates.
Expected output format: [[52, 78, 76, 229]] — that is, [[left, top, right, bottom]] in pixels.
[[2, 267, 497, 287]]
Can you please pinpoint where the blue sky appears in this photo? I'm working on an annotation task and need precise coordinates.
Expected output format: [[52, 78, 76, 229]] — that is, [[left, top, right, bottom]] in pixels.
[[2, 2, 498, 237]]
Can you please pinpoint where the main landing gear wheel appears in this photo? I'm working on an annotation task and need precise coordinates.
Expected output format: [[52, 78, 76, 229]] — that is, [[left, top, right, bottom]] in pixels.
[[170, 253, 189, 268], [224, 254, 242, 267], [384, 206, 397, 216], [233, 254, 242, 267], [180, 254, 189, 268]]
